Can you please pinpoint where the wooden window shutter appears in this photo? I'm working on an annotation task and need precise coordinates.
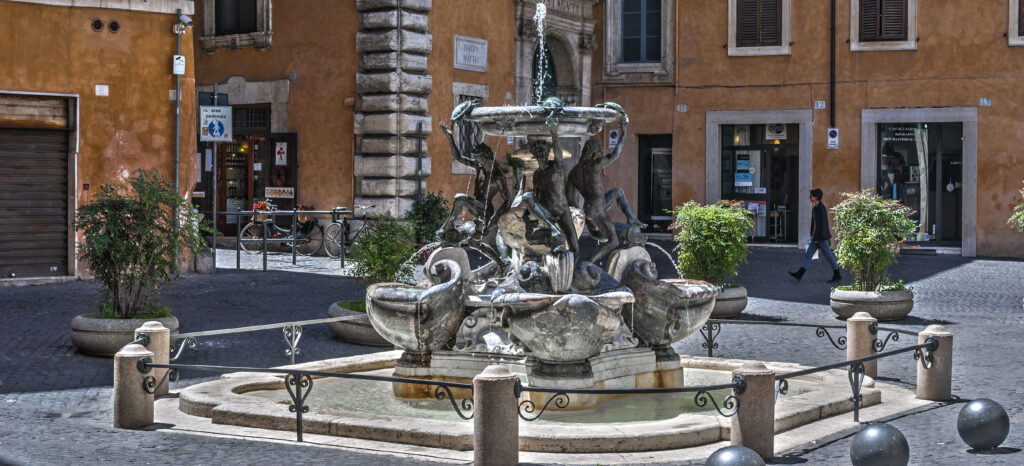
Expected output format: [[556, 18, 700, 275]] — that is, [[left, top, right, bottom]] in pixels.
[[861, 0, 906, 42], [880, 0, 907, 40], [736, 0, 781, 47]]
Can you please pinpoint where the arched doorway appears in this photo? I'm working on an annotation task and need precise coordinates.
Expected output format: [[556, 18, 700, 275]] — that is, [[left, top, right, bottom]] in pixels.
[[532, 41, 557, 104], [532, 36, 578, 105]]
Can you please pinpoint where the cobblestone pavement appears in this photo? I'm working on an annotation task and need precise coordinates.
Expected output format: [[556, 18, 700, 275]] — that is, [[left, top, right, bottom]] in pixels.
[[1, 244, 1023, 465]]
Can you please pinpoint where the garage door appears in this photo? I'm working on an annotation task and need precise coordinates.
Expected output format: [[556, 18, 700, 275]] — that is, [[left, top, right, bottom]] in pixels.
[[0, 128, 70, 278]]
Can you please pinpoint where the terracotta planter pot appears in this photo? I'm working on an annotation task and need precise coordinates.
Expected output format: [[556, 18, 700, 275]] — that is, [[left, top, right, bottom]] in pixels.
[[327, 302, 391, 347], [710, 285, 748, 318], [70, 314, 179, 356], [830, 289, 914, 321]]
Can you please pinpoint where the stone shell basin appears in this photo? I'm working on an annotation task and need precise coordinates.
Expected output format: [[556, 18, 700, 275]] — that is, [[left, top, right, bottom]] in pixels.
[[492, 290, 634, 364], [466, 106, 619, 137], [366, 260, 465, 352], [620, 260, 718, 356]]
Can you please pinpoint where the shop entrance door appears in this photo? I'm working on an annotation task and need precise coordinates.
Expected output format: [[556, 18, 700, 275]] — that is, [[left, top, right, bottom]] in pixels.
[[877, 123, 963, 246], [720, 124, 799, 243], [638, 135, 673, 232]]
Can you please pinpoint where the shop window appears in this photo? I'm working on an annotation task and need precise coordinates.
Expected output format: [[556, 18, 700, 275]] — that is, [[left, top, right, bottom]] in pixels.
[[1009, 0, 1024, 46], [621, 0, 661, 63], [728, 0, 791, 56], [850, 0, 916, 51], [720, 124, 801, 243], [603, 0, 674, 80], [200, 0, 272, 52]]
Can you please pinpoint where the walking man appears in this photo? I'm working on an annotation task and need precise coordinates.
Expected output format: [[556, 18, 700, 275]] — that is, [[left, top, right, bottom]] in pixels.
[[789, 188, 842, 283]]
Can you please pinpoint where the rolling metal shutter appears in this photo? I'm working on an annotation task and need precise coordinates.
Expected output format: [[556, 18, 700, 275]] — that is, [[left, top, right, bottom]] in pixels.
[[0, 127, 71, 278]]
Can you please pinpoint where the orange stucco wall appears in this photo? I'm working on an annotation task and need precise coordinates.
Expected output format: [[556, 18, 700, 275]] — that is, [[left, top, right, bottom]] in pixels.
[[0, 2, 197, 276], [193, 0, 359, 211], [426, 1, 518, 200], [592, 0, 1024, 257]]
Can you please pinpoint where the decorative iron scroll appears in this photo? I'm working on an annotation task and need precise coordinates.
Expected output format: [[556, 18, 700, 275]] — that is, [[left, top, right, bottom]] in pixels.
[[283, 325, 303, 364], [815, 326, 847, 350], [434, 385, 475, 420], [775, 378, 789, 400], [170, 337, 197, 362], [847, 361, 866, 422], [694, 390, 740, 417], [873, 331, 900, 352], [284, 372, 312, 442], [518, 392, 570, 421], [914, 337, 939, 369], [700, 322, 721, 357]]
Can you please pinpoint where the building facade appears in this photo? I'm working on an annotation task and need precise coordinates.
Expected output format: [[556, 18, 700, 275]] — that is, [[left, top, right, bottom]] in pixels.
[[593, 0, 1024, 258], [0, 0, 198, 279]]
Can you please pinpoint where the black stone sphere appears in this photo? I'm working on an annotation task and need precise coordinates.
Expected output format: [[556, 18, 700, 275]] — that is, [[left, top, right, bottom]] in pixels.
[[849, 424, 910, 466], [957, 398, 1010, 451], [705, 445, 765, 466]]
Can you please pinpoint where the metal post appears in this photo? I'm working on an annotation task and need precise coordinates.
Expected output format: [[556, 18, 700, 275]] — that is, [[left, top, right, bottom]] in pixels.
[[262, 220, 268, 272], [235, 212, 241, 270], [291, 207, 297, 265], [210, 85, 218, 264]]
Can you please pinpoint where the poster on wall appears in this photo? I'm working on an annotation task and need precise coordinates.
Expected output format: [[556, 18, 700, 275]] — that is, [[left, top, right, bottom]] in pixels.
[[735, 171, 753, 187], [275, 142, 288, 166]]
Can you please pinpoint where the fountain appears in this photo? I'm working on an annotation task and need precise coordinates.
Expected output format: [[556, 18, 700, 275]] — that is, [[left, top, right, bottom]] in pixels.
[[364, 6, 717, 408]]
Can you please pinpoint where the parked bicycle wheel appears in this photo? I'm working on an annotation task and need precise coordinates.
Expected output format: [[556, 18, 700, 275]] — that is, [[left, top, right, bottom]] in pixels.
[[323, 222, 346, 258], [296, 222, 324, 256], [239, 222, 264, 253]]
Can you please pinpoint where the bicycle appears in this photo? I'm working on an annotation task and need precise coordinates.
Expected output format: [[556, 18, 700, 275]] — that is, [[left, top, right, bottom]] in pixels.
[[322, 204, 376, 261], [239, 200, 324, 256]]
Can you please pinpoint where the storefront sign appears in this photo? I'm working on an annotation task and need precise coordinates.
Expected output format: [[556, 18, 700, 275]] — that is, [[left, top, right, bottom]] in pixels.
[[827, 128, 839, 149], [199, 106, 232, 142], [275, 142, 288, 166], [454, 35, 488, 72], [192, 191, 205, 198], [265, 187, 295, 199], [765, 124, 786, 140]]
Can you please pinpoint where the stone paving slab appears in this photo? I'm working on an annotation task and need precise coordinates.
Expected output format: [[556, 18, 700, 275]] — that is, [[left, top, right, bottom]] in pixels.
[[1, 245, 1022, 464]]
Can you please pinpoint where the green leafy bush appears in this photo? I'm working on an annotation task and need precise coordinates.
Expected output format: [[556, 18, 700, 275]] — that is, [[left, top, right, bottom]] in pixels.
[[350, 215, 417, 285], [1010, 182, 1024, 232], [76, 170, 210, 319], [831, 189, 918, 292], [336, 300, 366, 313], [671, 201, 753, 285], [406, 191, 450, 244]]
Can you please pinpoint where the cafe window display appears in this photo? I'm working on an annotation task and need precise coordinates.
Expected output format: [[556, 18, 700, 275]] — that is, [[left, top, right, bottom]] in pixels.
[[720, 124, 800, 243], [877, 123, 963, 244]]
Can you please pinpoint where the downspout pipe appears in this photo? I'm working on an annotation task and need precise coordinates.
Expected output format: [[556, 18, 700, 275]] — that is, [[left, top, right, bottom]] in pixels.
[[175, 8, 183, 193], [829, 0, 836, 128]]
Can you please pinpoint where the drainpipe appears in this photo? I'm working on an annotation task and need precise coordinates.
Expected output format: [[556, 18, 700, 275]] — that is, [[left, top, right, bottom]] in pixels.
[[829, 0, 836, 128], [174, 9, 183, 193], [416, 122, 423, 201]]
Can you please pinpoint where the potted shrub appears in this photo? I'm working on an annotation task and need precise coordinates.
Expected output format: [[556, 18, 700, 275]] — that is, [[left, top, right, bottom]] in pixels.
[[671, 201, 753, 318], [327, 215, 417, 346], [1009, 182, 1024, 233], [829, 189, 918, 321], [406, 191, 450, 261], [71, 170, 209, 356]]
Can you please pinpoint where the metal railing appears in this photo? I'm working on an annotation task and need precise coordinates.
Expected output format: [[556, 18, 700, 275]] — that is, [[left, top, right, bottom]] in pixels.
[[698, 319, 916, 357], [170, 316, 357, 365]]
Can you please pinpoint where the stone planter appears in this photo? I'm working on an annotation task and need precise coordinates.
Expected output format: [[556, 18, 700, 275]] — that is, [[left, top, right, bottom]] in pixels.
[[710, 285, 748, 318], [327, 302, 391, 347], [70, 314, 179, 356], [830, 289, 914, 321]]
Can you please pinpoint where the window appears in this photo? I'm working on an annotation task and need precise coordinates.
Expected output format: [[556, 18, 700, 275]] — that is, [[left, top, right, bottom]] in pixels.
[[621, 0, 661, 63], [200, 0, 272, 52], [1009, 0, 1024, 46], [850, 0, 916, 51], [860, 0, 906, 42], [215, 0, 257, 36], [728, 0, 790, 56], [604, 0, 674, 80], [737, 0, 781, 47], [451, 83, 488, 175]]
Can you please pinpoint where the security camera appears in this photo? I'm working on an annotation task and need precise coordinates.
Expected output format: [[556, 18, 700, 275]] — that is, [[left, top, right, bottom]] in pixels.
[[178, 14, 193, 27]]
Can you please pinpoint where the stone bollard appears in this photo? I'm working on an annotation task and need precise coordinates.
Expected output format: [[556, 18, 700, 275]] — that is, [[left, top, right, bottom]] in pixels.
[[731, 362, 775, 460], [473, 365, 518, 466], [916, 325, 953, 401], [113, 344, 154, 429], [846, 312, 878, 379], [135, 321, 171, 397]]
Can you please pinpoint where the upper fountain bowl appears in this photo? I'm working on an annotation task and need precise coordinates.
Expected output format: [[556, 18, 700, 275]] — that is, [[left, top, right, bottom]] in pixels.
[[467, 106, 620, 137]]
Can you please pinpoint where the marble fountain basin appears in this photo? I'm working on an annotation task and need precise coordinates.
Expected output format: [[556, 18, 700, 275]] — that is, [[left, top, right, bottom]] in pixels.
[[365, 260, 465, 356], [172, 351, 904, 454], [467, 105, 619, 137]]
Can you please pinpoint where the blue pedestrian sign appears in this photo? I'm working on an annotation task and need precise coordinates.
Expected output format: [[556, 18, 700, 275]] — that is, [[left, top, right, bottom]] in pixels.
[[199, 106, 232, 142]]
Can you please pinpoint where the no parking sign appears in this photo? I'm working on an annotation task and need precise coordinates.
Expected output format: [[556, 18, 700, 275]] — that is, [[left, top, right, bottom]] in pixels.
[[827, 128, 839, 149]]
